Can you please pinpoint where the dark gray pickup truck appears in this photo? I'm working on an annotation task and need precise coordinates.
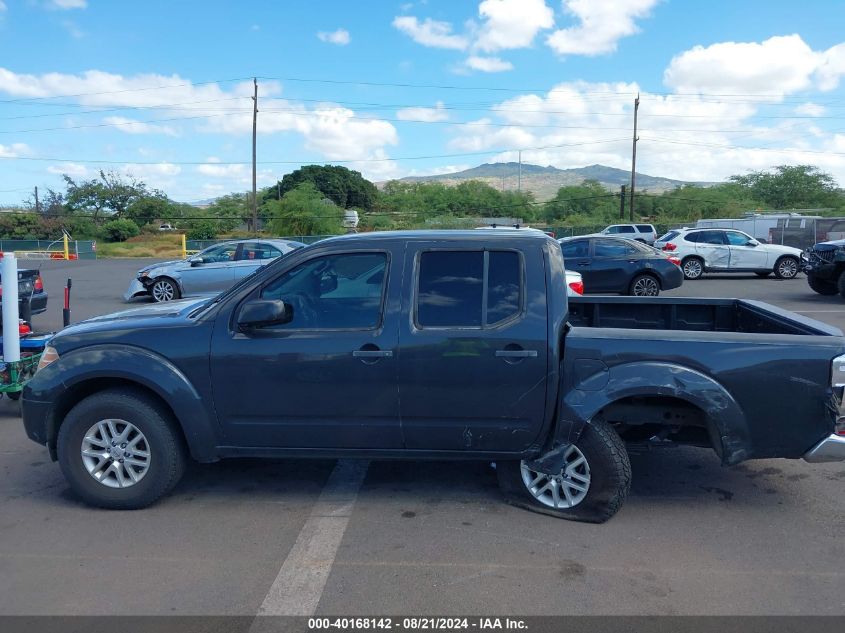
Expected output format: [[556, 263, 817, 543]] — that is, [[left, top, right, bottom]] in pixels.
[[21, 230, 845, 522]]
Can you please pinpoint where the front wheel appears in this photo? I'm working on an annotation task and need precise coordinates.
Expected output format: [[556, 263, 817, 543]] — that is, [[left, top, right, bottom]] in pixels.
[[629, 274, 660, 296], [57, 388, 186, 509], [808, 275, 838, 295], [496, 418, 631, 523], [774, 256, 800, 279], [681, 257, 704, 280], [150, 277, 180, 302]]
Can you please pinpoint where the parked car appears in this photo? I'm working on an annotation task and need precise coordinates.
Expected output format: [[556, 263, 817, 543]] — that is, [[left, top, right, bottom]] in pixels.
[[655, 228, 804, 280], [158, 223, 176, 232], [599, 223, 657, 244], [0, 267, 47, 325], [124, 239, 305, 303], [559, 236, 682, 296], [566, 270, 584, 297], [23, 230, 845, 522], [804, 239, 845, 296]]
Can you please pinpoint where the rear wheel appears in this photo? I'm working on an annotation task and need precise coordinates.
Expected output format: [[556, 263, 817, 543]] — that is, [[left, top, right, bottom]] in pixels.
[[629, 274, 660, 296], [774, 256, 800, 279], [496, 418, 631, 523], [808, 275, 838, 295], [681, 257, 704, 280], [57, 388, 186, 509], [151, 277, 180, 303]]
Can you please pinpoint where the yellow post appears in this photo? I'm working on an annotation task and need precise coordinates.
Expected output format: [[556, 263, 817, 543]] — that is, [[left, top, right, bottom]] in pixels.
[[63, 233, 69, 260], [181, 233, 187, 259]]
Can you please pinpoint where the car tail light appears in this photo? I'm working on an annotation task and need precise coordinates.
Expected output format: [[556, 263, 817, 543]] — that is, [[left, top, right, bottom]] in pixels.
[[668, 256, 681, 266], [34, 275, 44, 293], [836, 420, 845, 437], [662, 243, 677, 252], [568, 280, 584, 295], [544, 231, 556, 238]]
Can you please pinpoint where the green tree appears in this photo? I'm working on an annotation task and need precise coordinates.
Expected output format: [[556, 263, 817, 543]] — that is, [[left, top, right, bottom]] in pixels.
[[267, 182, 343, 235], [728, 165, 842, 209], [125, 195, 175, 227], [63, 170, 152, 219], [543, 180, 616, 222], [266, 165, 378, 210]]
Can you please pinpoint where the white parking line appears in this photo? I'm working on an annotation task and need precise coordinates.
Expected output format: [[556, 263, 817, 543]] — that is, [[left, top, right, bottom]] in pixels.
[[795, 310, 845, 313], [256, 459, 369, 616]]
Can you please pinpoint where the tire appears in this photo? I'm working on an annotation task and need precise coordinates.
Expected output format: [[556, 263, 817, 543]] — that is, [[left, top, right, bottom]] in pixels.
[[681, 256, 704, 280], [496, 418, 631, 523], [150, 277, 180, 303], [838, 270, 845, 299], [755, 271, 771, 278], [629, 274, 661, 297], [57, 388, 187, 510], [774, 256, 800, 280], [808, 275, 838, 295], [6, 391, 21, 401]]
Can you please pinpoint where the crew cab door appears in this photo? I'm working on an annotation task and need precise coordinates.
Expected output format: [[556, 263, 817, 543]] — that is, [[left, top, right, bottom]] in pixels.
[[397, 243, 549, 452], [209, 247, 402, 448]]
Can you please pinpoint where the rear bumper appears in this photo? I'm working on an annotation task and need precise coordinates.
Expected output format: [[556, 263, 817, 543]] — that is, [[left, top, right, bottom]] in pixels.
[[803, 434, 845, 462], [30, 292, 48, 315]]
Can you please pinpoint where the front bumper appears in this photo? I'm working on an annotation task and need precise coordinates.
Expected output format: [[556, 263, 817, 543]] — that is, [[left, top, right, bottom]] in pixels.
[[124, 278, 149, 301], [21, 395, 53, 453], [803, 434, 845, 462]]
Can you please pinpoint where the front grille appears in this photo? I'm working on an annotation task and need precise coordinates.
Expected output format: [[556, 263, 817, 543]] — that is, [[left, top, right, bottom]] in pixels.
[[808, 248, 836, 264]]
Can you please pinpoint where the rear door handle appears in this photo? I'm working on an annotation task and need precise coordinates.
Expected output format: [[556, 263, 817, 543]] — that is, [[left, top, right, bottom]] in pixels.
[[495, 350, 538, 358]]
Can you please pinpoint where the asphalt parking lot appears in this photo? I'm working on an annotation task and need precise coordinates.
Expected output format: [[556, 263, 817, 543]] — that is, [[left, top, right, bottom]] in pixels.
[[2, 259, 845, 616]]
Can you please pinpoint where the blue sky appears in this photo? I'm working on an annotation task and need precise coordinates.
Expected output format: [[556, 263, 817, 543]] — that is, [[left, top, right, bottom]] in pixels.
[[1, 0, 845, 204]]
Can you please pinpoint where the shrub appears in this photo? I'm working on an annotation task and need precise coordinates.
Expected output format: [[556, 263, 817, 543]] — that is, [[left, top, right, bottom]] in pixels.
[[100, 218, 140, 242], [187, 220, 218, 240]]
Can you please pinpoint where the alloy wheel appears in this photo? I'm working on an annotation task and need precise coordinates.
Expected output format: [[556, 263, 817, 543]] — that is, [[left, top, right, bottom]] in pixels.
[[80, 419, 151, 488], [632, 276, 660, 296], [151, 279, 176, 302], [520, 445, 591, 509], [777, 258, 798, 279], [683, 259, 703, 279]]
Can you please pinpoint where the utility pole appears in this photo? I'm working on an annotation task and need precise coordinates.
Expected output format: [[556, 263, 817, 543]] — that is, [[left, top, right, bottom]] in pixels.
[[34, 186, 40, 214], [619, 185, 626, 220], [251, 77, 258, 234], [629, 93, 640, 222], [517, 150, 522, 192]]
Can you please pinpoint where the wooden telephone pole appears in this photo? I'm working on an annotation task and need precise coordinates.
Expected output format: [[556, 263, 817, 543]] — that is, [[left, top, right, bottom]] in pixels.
[[629, 94, 640, 221], [251, 77, 258, 234]]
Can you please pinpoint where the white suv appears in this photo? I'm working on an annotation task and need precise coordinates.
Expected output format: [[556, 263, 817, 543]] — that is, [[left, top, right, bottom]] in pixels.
[[655, 228, 804, 280], [600, 224, 657, 244]]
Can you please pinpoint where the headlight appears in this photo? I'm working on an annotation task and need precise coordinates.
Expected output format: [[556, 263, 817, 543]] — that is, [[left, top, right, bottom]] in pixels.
[[36, 346, 59, 372]]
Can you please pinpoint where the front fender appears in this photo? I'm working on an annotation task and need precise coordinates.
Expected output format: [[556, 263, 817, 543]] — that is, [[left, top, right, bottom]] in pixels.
[[24, 344, 219, 462], [557, 361, 751, 465]]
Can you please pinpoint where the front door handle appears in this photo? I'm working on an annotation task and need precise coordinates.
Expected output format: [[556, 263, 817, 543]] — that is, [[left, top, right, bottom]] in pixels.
[[495, 349, 538, 358], [353, 350, 393, 358]]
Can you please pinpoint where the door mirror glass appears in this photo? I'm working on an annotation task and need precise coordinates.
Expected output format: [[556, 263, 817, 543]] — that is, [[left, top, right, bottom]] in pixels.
[[189, 257, 203, 267], [237, 299, 292, 330], [748, 239, 760, 247]]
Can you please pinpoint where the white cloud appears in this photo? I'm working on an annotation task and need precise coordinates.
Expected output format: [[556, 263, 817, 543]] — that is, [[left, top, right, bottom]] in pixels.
[[546, 0, 659, 56], [61, 19, 84, 38], [102, 116, 179, 136], [795, 103, 826, 117], [816, 42, 845, 91], [317, 28, 351, 45], [0, 142, 30, 158], [392, 16, 469, 50], [664, 35, 821, 97], [465, 55, 513, 72], [475, 0, 554, 52], [0, 2, 7, 12], [196, 159, 248, 178], [397, 101, 449, 122], [48, 162, 88, 177], [49, 0, 87, 9]]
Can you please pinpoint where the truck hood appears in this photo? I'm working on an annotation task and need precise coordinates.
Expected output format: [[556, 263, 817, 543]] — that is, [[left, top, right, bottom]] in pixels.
[[53, 298, 209, 339], [812, 239, 845, 250]]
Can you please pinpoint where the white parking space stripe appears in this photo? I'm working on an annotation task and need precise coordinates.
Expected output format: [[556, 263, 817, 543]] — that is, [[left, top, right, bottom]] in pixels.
[[256, 459, 369, 616]]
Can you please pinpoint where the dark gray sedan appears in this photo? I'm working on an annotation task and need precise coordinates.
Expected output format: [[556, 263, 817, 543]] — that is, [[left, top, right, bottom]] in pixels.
[[559, 236, 684, 296], [124, 239, 305, 302]]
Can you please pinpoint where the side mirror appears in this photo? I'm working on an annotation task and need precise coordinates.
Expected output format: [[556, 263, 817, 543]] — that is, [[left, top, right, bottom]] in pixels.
[[748, 240, 760, 247], [237, 299, 292, 330], [189, 257, 203, 267]]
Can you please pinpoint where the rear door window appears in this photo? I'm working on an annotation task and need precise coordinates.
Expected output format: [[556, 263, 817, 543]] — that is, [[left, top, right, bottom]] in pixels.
[[561, 240, 588, 258], [636, 224, 654, 233], [594, 239, 633, 258], [617, 226, 636, 234], [416, 251, 522, 328]]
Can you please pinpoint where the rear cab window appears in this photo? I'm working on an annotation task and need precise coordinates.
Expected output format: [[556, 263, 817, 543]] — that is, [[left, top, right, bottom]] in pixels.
[[416, 250, 523, 328]]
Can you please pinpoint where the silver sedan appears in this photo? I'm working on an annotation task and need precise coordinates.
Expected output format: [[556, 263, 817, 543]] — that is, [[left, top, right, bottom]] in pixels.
[[124, 239, 305, 302]]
